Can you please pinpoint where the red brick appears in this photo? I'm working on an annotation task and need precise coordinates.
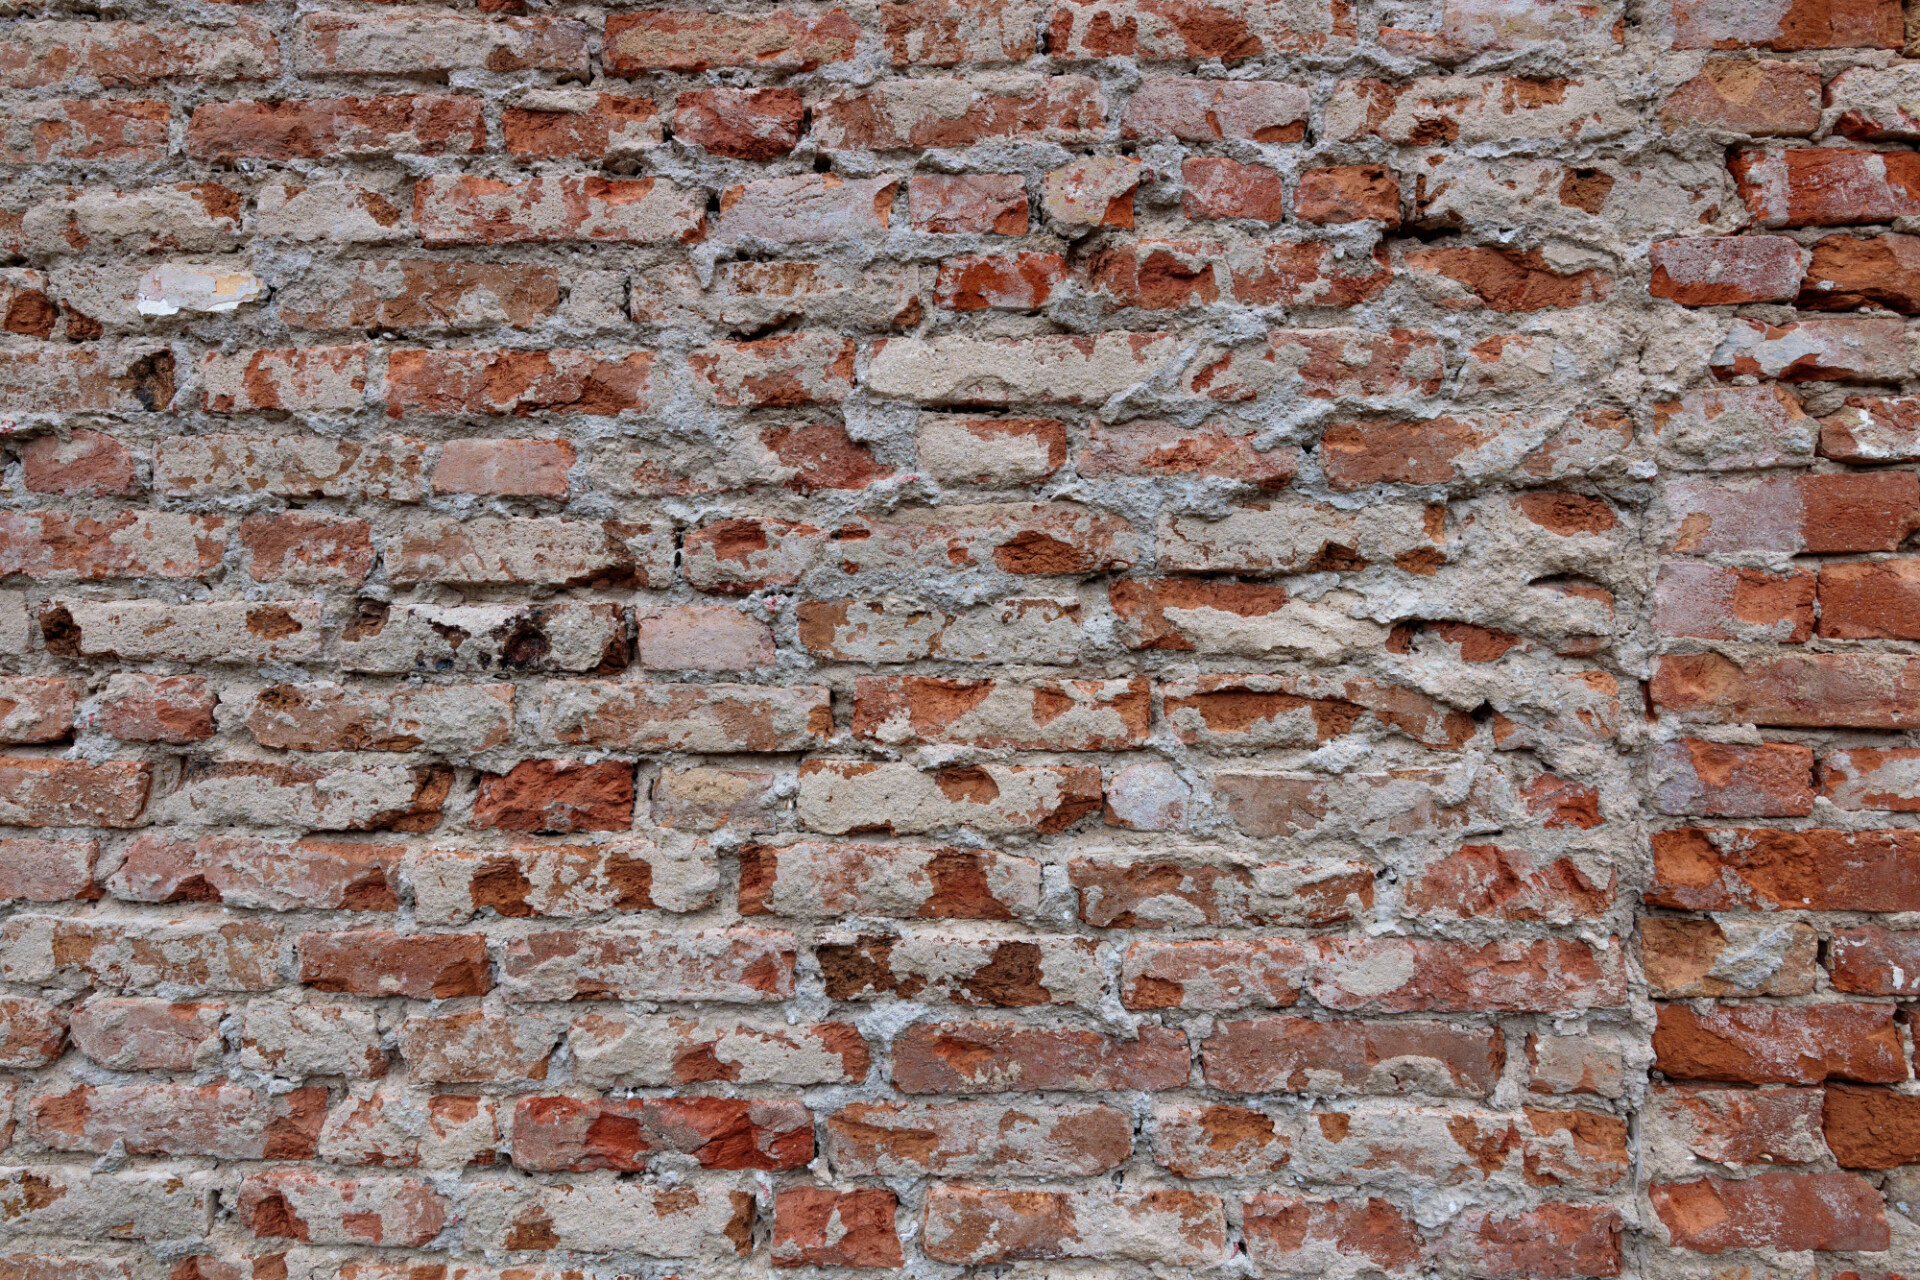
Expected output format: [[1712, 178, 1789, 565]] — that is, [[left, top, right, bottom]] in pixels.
[[1189, 327, 1445, 401], [852, 675, 1148, 750], [1651, 1172, 1888, 1253], [604, 8, 859, 72], [1404, 844, 1613, 920], [391, 517, 673, 588], [1667, 0, 1900, 48], [760, 422, 890, 492], [497, 927, 796, 1003], [1163, 672, 1474, 750], [67, 998, 222, 1072], [240, 513, 373, 586], [1077, 420, 1298, 486], [109, 833, 399, 911], [635, 606, 775, 671], [1121, 938, 1308, 1009], [246, 682, 511, 754], [569, 1012, 870, 1087], [20, 431, 137, 497], [1654, 567, 1811, 645], [502, 94, 660, 159], [1445, 1205, 1621, 1278], [892, 1022, 1189, 1093], [164, 759, 451, 833], [923, 1185, 1227, 1265], [740, 842, 1041, 921], [818, 934, 1103, 1008], [1661, 59, 1821, 134], [688, 333, 854, 407], [1044, 155, 1141, 226], [397, 1009, 557, 1084], [797, 759, 1104, 836], [386, 349, 652, 417], [1309, 938, 1623, 1013], [1072, 854, 1371, 927], [1405, 246, 1612, 311], [1243, 1195, 1425, 1275], [3, 99, 170, 164], [0, 19, 279, 88], [299, 931, 490, 999], [1643, 915, 1818, 996], [1653, 1002, 1907, 1084], [1818, 559, 1920, 637], [1732, 145, 1920, 227], [881, 0, 1038, 63], [1649, 234, 1804, 303], [1121, 77, 1308, 140], [1828, 926, 1920, 993], [1083, 240, 1222, 309], [918, 417, 1068, 485], [511, 1095, 812, 1172], [1205, 1017, 1505, 1097], [1652, 825, 1920, 910], [316, 1090, 500, 1170], [1656, 651, 1920, 728], [829, 1101, 1132, 1176], [0, 276, 57, 339], [432, 439, 574, 498], [0, 837, 92, 904], [1295, 164, 1402, 225], [0, 511, 223, 581], [1318, 416, 1501, 489], [675, 88, 804, 160], [237, 1169, 449, 1248], [1216, 767, 1498, 840], [1666, 471, 1920, 552], [0, 678, 72, 744], [1800, 232, 1920, 312], [407, 839, 717, 923], [1108, 577, 1290, 650], [909, 174, 1029, 234], [0, 914, 283, 993], [716, 174, 897, 244], [936, 252, 1067, 311], [773, 1188, 903, 1268], [1182, 158, 1285, 221], [1823, 1084, 1920, 1168], [413, 175, 703, 247], [203, 346, 366, 412], [816, 78, 1103, 149], [0, 997, 67, 1067], [1650, 739, 1815, 815], [30, 1084, 326, 1160], [1823, 395, 1920, 461], [187, 96, 483, 160], [279, 261, 561, 332], [0, 758, 150, 828], [1828, 65, 1920, 138], [1648, 1083, 1828, 1165], [1049, 0, 1352, 59], [295, 12, 588, 74], [1823, 748, 1920, 810], [472, 760, 636, 833], [524, 680, 830, 753]]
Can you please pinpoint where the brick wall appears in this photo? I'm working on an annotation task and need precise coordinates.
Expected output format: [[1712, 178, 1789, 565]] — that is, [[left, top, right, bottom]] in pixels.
[[1, 0, 1918, 1273]]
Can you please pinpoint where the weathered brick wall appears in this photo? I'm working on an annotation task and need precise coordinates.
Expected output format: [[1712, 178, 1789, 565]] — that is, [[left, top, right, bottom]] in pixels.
[[1, 0, 1919, 1273]]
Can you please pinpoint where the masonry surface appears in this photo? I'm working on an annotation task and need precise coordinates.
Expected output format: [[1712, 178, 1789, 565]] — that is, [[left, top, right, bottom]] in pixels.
[[4, 0, 1920, 1275]]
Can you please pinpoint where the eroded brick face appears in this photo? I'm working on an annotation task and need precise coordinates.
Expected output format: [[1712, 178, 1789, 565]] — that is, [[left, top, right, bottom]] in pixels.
[[2, 0, 1917, 1275]]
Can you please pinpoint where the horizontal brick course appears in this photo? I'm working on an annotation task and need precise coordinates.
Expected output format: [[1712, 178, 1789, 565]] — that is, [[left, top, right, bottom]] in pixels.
[[3, 1, 1913, 1274]]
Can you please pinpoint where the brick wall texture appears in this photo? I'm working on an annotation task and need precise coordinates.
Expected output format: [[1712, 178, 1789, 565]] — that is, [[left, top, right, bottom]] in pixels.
[[8, 0, 1920, 1274]]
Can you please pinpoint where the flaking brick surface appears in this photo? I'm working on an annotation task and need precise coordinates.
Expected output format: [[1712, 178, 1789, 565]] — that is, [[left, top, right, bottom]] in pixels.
[[0, 0, 1918, 1275]]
